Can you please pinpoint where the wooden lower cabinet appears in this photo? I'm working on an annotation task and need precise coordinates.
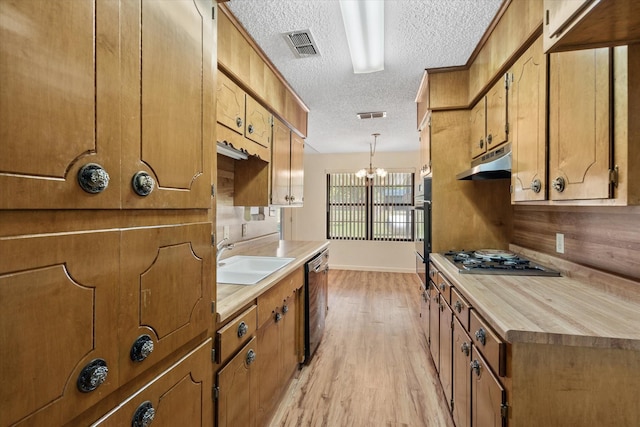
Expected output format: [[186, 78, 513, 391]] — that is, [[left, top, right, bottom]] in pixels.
[[452, 318, 471, 427], [256, 274, 301, 425], [90, 338, 213, 426], [216, 337, 258, 427], [471, 347, 506, 427], [439, 294, 453, 409], [428, 285, 440, 370]]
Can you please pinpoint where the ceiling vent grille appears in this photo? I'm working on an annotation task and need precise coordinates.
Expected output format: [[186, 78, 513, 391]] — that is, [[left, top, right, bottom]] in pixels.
[[357, 111, 387, 120], [283, 30, 320, 58]]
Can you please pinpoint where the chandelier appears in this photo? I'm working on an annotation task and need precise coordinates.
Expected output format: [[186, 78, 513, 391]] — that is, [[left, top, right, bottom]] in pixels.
[[356, 133, 387, 179]]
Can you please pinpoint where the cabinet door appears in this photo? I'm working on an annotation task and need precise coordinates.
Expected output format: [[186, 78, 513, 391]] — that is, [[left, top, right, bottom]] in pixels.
[[120, 0, 213, 209], [91, 338, 212, 426], [439, 294, 453, 408], [256, 311, 282, 425], [420, 285, 430, 339], [217, 72, 246, 136], [271, 117, 292, 205], [118, 223, 212, 385], [511, 37, 547, 202], [470, 98, 487, 159], [471, 348, 506, 427], [245, 95, 272, 149], [428, 289, 440, 370], [485, 76, 508, 151], [217, 337, 258, 427], [452, 318, 471, 427], [281, 290, 299, 381], [0, 0, 121, 209], [549, 48, 611, 200], [0, 231, 120, 426], [420, 113, 432, 176], [289, 133, 305, 206]]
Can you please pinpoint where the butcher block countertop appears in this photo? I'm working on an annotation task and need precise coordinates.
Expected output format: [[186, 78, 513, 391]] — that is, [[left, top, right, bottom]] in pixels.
[[429, 248, 640, 351], [216, 239, 329, 324]]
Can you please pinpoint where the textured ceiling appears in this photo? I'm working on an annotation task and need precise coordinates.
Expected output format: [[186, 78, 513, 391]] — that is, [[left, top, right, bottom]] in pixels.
[[227, 0, 503, 154]]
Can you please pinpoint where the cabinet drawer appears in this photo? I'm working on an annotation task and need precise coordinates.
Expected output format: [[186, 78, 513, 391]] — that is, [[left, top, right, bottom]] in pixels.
[[90, 338, 213, 426], [451, 287, 472, 330], [428, 262, 438, 283], [436, 272, 452, 304], [216, 305, 257, 364], [257, 267, 303, 327], [470, 310, 506, 377]]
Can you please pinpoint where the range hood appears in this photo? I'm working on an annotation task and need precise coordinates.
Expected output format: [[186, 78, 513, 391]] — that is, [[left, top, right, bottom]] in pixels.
[[456, 143, 511, 180], [217, 141, 248, 160]]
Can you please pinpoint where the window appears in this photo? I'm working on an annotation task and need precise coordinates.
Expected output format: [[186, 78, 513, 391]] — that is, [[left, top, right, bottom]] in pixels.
[[326, 172, 415, 241]]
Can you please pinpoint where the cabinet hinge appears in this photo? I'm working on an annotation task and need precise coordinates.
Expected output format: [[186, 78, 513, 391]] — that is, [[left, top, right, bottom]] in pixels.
[[211, 6, 215, 20], [609, 165, 619, 188], [211, 348, 216, 363], [450, 399, 454, 412], [211, 234, 215, 247], [504, 72, 510, 89], [501, 403, 509, 418], [211, 301, 216, 314], [211, 184, 216, 197], [505, 122, 509, 135], [213, 386, 219, 400]]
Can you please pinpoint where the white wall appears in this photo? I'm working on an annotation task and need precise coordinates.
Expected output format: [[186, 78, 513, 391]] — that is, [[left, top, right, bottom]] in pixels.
[[286, 150, 421, 273]]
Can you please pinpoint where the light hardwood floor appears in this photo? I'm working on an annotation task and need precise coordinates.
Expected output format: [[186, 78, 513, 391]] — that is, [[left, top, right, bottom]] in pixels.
[[269, 270, 454, 427]]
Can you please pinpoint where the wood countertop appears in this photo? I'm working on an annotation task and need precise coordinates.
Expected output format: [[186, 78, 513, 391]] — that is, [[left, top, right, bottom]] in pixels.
[[429, 252, 640, 350], [216, 240, 329, 324]]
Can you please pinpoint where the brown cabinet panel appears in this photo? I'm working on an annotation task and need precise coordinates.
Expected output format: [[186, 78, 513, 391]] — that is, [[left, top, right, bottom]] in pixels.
[[470, 99, 487, 159], [91, 338, 212, 426], [217, 337, 258, 427], [549, 48, 611, 201], [439, 295, 453, 407], [470, 310, 506, 377], [0, 0, 121, 209], [217, 72, 246, 136], [428, 286, 440, 370], [471, 347, 506, 427], [0, 231, 120, 426], [216, 305, 257, 365], [511, 37, 547, 202], [118, 223, 212, 384], [289, 133, 305, 206], [120, 0, 213, 209], [451, 287, 471, 331], [271, 117, 305, 206], [245, 96, 271, 148], [485, 76, 509, 151], [452, 318, 471, 427]]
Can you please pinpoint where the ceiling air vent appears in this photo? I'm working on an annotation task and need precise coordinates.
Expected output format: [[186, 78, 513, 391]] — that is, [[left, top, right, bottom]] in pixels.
[[357, 111, 387, 120], [283, 30, 320, 58]]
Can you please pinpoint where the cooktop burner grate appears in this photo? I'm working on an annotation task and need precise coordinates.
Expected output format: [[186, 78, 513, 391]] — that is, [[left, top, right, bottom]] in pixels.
[[443, 250, 561, 276]]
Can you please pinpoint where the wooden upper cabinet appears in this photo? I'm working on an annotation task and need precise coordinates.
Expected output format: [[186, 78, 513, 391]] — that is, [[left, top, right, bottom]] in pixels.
[[485, 76, 509, 152], [217, 72, 247, 136], [549, 48, 611, 201], [0, 0, 120, 209], [544, 0, 640, 53], [510, 37, 547, 202], [121, 0, 213, 209], [217, 9, 251, 83], [419, 113, 432, 177], [271, 117, 304, 206], [245, 96, 272, 149], [0, 230, 120, 426], [470, 99, 487, 159], [0, 0, 213, 210]]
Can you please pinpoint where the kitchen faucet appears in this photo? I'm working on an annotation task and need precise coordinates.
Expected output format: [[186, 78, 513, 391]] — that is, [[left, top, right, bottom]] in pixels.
[[216, 237, 234, 264]]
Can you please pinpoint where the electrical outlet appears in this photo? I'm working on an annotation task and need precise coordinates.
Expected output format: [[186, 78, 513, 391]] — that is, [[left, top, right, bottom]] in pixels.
[[556, 233, 565, 254], [242, 223, 247, 237], [223, 225, 230, 239]]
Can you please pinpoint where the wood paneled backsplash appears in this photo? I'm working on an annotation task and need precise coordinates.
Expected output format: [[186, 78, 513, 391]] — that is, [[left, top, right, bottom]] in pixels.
[[513, 205, 640, 281]]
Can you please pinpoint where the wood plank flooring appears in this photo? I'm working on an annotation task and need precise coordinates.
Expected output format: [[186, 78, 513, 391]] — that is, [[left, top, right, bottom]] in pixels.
[[269, 270, 454, 427]]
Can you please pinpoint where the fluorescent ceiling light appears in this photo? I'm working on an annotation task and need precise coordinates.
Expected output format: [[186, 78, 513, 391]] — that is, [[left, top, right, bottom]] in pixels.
[[339, 0, 384, 74]]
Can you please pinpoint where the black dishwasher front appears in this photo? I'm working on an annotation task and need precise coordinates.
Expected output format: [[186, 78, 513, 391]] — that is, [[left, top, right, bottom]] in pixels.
[[304, 249, 329, 364]]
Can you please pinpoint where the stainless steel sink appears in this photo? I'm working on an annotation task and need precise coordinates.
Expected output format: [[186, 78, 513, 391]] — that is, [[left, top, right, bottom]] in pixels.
[[217, 256, 295, 285]]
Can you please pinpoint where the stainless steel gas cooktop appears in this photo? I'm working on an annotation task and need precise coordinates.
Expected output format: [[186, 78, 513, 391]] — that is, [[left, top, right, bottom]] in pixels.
[[443, 249, 561, 276]]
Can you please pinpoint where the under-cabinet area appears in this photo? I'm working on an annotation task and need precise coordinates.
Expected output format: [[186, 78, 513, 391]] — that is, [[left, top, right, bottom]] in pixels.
[[423, 252, 640, 426]]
